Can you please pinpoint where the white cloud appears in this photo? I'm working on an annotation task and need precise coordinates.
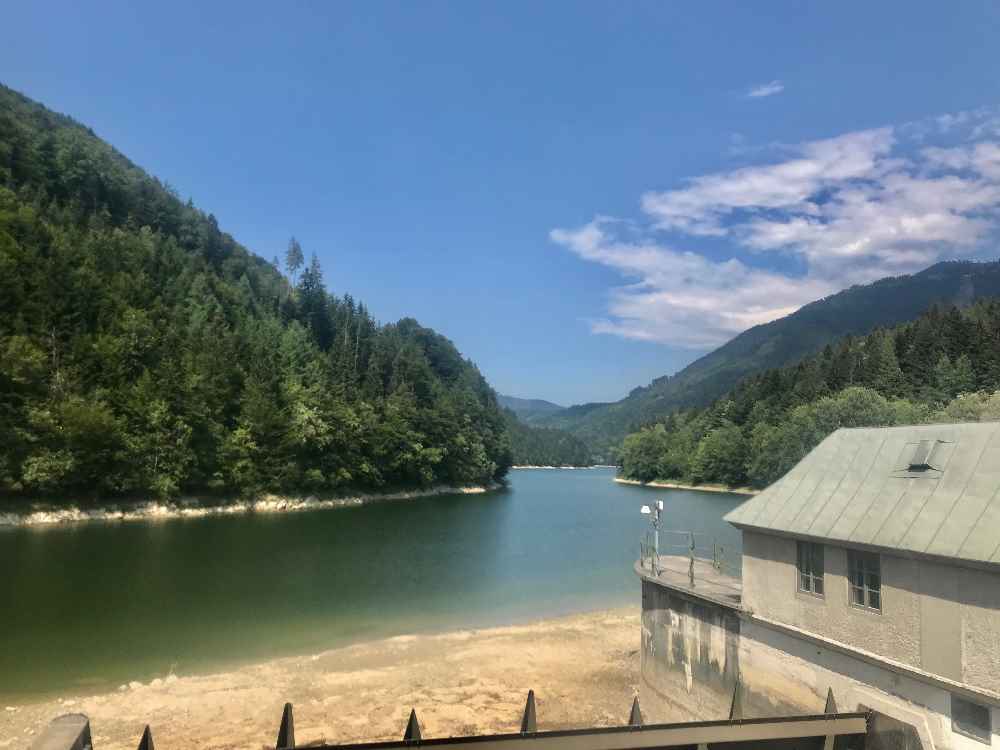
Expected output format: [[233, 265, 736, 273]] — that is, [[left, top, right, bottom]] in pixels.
[[550, 220, 833, 348], [552, 113, 1000, 348], [641, 128, 894, 236], [747, 80, 784, 98]]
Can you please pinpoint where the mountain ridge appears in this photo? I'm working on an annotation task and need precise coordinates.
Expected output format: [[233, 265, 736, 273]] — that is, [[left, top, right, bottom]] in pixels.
[[497, 395, 566, 423], [538, 260, 1000, 455]]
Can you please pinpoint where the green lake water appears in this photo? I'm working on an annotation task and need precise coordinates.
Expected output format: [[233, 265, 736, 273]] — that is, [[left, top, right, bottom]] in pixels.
[[0, 468, 745, 702]]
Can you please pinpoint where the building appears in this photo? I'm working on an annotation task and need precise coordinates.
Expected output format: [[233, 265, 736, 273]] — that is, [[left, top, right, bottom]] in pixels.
[[636, 421, 1000, 750]]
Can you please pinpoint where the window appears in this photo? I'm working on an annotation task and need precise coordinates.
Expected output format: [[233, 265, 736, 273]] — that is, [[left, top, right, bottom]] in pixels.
[[952, 694, 992, 744], [796, 541, 824, 596], [848, 550, 881, 611]]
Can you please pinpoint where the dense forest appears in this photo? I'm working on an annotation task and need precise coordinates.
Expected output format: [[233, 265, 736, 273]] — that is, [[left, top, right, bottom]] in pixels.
[[619, 301, 1000, 489], [537, 260, 1000, 456], [0, 84, 511, 503], [502, 410, 592, 466]]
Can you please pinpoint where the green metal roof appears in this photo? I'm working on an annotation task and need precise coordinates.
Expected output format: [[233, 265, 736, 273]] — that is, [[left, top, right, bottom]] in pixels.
[[724, 422, 1000, 566]]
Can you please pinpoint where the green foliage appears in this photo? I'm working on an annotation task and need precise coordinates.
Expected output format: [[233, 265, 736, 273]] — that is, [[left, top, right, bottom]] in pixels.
[[0, 84, 511, 503], [501, 410, 591, 467], [620, 301, 1000, 489], [537, 259, 1000, 454]]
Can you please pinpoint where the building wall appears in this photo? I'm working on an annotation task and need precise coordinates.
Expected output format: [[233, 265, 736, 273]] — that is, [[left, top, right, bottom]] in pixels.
[[741, 530, 1000, 696], [739, 619, 1000, 750], [638, 578, 742, 723], [639, 572, 1000, 749]]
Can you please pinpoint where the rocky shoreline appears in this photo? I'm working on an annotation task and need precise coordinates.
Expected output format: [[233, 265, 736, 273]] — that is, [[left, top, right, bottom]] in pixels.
[[0, 484, 497, 528], [509, 465, 614, 470], [613, 477, 758, 495]]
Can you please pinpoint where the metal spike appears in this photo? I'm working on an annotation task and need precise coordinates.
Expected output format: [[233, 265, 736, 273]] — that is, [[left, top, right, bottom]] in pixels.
[[276, 702, 295, 749], [520, 690, 537, 733], [728, 677, 743, 721], [404, 709, 422, 743], [628, 696, 643, 727], [824, 687, 838, 714], [137, 725, 155, 750]]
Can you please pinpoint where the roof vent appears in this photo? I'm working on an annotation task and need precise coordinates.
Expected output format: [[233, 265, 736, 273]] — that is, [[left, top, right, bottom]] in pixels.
[[908, 439, 937, 471]]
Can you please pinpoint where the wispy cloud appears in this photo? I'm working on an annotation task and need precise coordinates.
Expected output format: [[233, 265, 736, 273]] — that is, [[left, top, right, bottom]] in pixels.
[[746, 80, 784, 98], [550, 220, 832, 348], [551, 111, 1000, 348]]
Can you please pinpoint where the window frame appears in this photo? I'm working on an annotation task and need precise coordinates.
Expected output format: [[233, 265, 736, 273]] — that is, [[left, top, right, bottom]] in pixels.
[[796, 541, 825, 598], [847, 549, 882, 613], [951, 693, 992, 745]]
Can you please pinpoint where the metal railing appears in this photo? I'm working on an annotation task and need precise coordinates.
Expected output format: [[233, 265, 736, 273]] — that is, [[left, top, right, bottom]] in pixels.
[[29, 689, 870, 750], [638, 529, 741, 592]]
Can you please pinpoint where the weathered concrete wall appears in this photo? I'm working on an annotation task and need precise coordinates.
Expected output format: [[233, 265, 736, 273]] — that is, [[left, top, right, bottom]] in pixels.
[[739, 620, 1000, 750], [638, 579, 741, 724], [741, 530, 1000, 695], [957, 565, 1000, 695], [640, 567, 1000, 749]]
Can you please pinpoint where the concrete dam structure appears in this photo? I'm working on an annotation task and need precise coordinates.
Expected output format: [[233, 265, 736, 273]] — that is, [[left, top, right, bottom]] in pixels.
[[636, 422, 1000, 750]]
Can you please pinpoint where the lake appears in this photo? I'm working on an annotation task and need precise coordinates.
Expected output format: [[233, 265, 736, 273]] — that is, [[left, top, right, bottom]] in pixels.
[[0, 468, 745, 702]]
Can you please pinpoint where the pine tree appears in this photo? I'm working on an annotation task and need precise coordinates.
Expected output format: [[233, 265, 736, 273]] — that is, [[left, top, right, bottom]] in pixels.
[[284, 236, 304, 284]]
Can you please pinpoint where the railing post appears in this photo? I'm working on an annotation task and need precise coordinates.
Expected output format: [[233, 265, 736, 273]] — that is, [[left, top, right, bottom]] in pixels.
[[30, 715, 91, 750], [276, 703, 295, 749], [688, 532, 695, 587], [520, 690, 537, 733]]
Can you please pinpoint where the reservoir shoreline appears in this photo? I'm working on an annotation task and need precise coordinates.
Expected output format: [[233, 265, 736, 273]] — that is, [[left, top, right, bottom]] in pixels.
[[1, 468, 742, 705], [0, 484, 498, 528], [612, 477, 758, 495], [0, 608, 640, 750]]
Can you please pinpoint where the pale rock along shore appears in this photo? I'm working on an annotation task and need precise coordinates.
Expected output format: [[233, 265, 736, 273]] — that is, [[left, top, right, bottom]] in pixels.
[[613, 477, 758, 496], [0, 608, 641, 750], [509, 465, 615, 470], [0, 485, 496, 528]]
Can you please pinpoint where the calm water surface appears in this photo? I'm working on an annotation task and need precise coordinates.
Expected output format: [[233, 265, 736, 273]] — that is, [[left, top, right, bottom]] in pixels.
[[0, 468, 744, 701]]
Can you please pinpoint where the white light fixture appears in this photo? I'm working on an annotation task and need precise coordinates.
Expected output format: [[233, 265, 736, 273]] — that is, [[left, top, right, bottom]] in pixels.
[[640, 505, 651, 515]]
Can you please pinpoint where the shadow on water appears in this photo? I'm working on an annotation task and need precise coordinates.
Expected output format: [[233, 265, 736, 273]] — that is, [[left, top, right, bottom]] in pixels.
[[0, 468, 746, 701]]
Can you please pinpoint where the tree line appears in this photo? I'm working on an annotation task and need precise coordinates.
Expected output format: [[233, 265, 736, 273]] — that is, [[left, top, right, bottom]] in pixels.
[[502, 410, 592, 466], [0, 84, 511, 504], [619, 301, 1000, 488]]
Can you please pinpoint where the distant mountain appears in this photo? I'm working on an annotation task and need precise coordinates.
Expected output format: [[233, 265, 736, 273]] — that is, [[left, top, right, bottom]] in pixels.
[[537, 260, 1000, 454], [501, 409, 592, 467], [497, 395, 566, 423]]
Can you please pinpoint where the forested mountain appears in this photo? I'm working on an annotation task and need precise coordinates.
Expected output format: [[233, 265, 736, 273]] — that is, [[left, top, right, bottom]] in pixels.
[[0, 84, 511, 503], [537, 261, 1000, 455], [619, 301, 1000, 489], [501, 410, 592, 466], [497, 395, 565, 423]]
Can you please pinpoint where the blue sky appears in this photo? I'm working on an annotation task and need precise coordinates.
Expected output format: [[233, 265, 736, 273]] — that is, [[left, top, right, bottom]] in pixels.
[[4, 1, 1000, 404]]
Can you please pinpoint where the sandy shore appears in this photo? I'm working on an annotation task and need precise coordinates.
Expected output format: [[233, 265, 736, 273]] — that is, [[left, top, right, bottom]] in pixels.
[[0, 608, 640, 750], [613, 477, 758, 496]]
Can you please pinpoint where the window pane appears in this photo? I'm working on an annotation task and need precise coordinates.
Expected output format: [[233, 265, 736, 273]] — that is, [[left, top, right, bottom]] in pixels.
[[868, 589, 881, 611], [867, 572, 881, 591], [812, 544, 824, 573], [814, 577, 824, 596], [800, 573, 810, 592], [851, 586, 865, 606]]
